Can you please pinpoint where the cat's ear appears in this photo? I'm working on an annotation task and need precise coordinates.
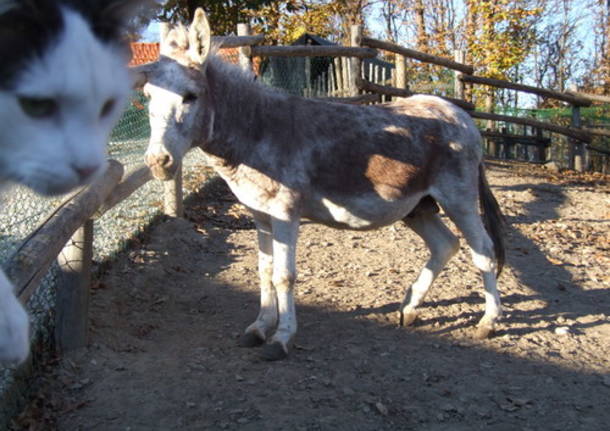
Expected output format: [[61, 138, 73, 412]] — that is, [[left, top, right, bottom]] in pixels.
[[92, 0, 154, 43], [0, 0, 18, 16], [188, 8, 211, 65], [99, 0, 151, 27]]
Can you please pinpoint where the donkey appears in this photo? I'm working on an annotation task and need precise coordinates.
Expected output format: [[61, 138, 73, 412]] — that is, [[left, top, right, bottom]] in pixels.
[[138, 9, 506, 360]]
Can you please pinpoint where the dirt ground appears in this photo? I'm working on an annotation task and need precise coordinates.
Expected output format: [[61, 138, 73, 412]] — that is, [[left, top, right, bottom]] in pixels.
[[11, 160, 610, 430]]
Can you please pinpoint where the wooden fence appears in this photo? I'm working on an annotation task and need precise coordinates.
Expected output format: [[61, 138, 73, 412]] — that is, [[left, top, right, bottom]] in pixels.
[[6, 23, 610, 362]]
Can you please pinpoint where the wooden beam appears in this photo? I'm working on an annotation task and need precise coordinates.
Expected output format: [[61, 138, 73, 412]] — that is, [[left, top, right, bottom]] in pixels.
[[584, 127, 610, 138], [356, 78, 475, 111], [93, 164, 152, 219], [459, 74, 592, 107], [361, 36, 474, 74], [470, 111, 592, 143], [349, 25, 363, 97], [236, 24, 253, 72], [251, 45, 378, 59], [480, 130, 550, 147], [453, 50, 466, 100], [163, 163, 183, 218], [316, 93, 381, 104], [7, 160, 124, 302], [212, 34, 265, 48], [55, 220, 93, 352], [565, 90, 610, 104], [587, 144, 610, 156]]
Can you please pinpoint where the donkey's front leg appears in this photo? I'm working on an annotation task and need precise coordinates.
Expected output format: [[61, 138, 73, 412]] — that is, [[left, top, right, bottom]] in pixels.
[[262, 217, 300, 361], [240, 214, 278, 347]]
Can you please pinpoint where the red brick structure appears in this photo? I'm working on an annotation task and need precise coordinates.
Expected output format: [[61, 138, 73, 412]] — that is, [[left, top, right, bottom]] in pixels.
[[130, 42, 241, 67]]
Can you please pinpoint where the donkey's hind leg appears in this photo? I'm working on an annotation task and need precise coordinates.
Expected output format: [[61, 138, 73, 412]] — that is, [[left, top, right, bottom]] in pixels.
[[443, 204, 502, 339], [400, 212, 459, 327], [239, 213, 278, 348]]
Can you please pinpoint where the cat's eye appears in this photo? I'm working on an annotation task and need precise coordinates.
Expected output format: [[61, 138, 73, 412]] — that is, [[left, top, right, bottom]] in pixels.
[[183, 92, 197, 103], [18, 97, 57, 118], [100, 98, 116, 118]]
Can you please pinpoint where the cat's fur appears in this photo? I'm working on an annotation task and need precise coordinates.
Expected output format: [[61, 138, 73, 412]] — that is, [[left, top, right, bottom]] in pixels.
[[0, 0, 143, 363]]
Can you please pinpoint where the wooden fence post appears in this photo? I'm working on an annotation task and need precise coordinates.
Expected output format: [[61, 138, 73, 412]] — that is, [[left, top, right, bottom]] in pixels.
[[164, 163, 183, 217], [349, 25, 362, 98], [486, 92, 497, 157], [395, 53, 407, 92], [571, 104, 585, 172], [55, 219, 93, 352], [453, 50, 466, 100], [237, 23, 252, 72], [536, 127, 546, 163]]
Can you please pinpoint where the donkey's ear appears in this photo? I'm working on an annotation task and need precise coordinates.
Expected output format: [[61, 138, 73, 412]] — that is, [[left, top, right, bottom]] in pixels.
[[159, 22, 171, 44], [188, 8, 212, 65]]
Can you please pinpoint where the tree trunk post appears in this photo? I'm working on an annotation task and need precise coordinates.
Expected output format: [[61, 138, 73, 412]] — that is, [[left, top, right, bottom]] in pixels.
[[395, 52, 407, 91], [164, 163, 183, 217], [486, 92, 496, 157], [55, 219, 94, 352], [349, 24, 362, 98], [536, 127, 546, 163], [237, 23, 252, 72], [571, 105, 584, 172], [453, 50, 466, 100]]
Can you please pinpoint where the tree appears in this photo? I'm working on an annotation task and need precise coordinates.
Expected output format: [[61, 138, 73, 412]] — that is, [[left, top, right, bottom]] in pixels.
[[582, 0, 610, 94], [245, 1, 340, 44], [527, 0, 587, 106], [157, 0, 276, 34]]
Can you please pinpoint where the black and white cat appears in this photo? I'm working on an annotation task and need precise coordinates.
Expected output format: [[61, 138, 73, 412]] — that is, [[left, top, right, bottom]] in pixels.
[[0, 0, 144, 363]]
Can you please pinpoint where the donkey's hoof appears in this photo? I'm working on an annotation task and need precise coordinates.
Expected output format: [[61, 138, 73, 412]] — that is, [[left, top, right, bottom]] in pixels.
[[399, 310, 417, 327], [261, 342, 288, 361], [238, 332, 265, 348], [474, 325, 495, 340]]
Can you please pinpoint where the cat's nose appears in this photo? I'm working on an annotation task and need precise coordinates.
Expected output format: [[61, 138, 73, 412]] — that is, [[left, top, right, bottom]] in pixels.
[[73, 164, 99, 181]]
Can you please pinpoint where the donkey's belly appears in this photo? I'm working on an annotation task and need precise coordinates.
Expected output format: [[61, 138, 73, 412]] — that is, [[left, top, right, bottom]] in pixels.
[[302, 193, 424, 230]]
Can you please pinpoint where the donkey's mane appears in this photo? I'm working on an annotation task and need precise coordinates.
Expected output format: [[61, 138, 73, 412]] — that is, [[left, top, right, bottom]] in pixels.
[[204, 52, 298, 146]]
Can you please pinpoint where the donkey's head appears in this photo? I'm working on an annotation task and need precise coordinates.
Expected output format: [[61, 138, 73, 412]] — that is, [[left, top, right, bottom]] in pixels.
[[138, 8, 213, 180]]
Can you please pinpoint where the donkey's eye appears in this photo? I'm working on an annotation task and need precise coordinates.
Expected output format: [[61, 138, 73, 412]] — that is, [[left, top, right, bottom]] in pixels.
[[100, 98, 116, 118], [18, 97, 57, 118], [183, 92, 197, 103]]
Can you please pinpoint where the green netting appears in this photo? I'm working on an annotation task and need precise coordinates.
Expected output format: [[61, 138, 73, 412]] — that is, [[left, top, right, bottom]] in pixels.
[[499, 105, 610, 124], [110, 91, 150, 142]]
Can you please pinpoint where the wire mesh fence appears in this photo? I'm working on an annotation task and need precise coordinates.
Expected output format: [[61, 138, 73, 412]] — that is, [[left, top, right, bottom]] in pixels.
[[0, 88, 209, 382]]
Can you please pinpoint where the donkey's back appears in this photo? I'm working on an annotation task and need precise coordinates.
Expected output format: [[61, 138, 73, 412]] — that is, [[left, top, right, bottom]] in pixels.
[[267, 94, 484, 231]]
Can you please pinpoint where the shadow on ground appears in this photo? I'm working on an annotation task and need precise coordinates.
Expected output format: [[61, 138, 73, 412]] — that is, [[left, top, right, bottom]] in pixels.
[[11, 164, 610, 431]]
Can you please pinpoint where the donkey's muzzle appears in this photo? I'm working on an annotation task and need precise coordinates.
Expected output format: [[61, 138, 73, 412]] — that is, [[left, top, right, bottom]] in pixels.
[[145, 152, 177, 181]]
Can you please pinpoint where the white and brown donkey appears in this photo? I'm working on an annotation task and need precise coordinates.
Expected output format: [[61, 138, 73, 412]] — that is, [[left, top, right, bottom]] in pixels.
[[137, 9, 506, 360]]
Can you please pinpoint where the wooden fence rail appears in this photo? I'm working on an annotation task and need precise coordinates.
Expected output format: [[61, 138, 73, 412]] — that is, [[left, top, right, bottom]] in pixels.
[[5, 160, 163, 352], [356, 77, 476, 111], [251, 45, 377, 58], [7, 160, 124, 303], [459, 74, 591, 107], [361, 36, 474, 74], [469, 111, 592, 143]]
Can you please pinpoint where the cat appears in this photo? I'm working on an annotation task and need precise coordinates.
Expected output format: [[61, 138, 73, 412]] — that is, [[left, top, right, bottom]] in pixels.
[[0, 0, 144, 363]]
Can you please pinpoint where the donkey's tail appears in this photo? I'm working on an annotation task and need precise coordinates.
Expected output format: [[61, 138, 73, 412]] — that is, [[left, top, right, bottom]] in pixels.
[[478, 163, 506, 276]]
